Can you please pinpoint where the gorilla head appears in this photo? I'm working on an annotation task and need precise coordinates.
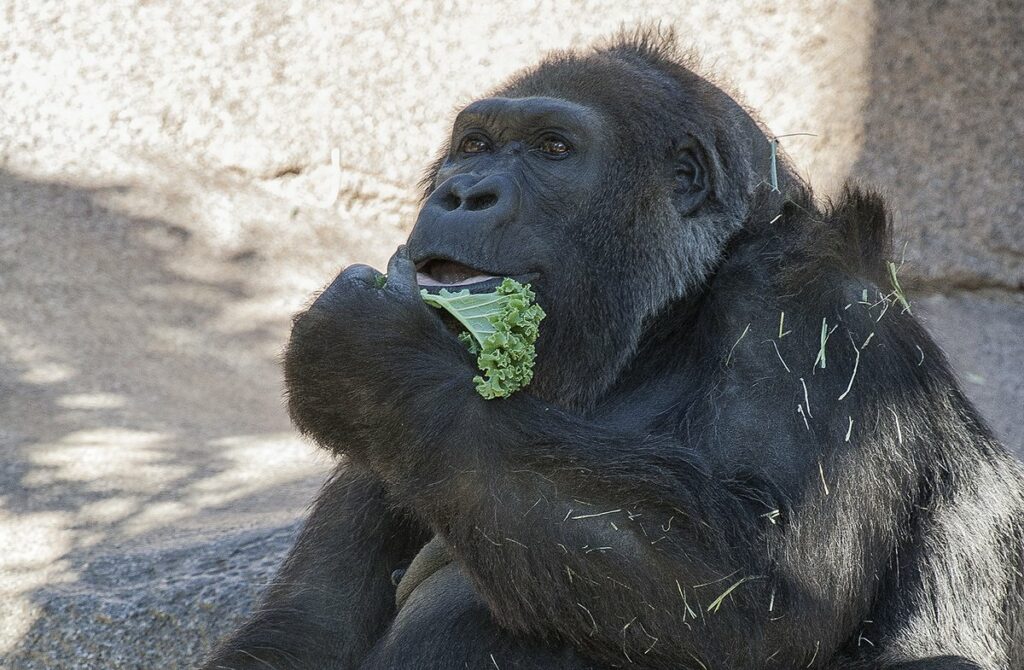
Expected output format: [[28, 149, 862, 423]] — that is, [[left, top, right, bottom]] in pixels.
[[408, 37, 794, 409]]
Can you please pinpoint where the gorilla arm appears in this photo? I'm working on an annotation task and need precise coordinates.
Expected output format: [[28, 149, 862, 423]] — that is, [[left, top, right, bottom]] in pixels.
[[287, 251, 903, 669], [367, 393, 792, 668]]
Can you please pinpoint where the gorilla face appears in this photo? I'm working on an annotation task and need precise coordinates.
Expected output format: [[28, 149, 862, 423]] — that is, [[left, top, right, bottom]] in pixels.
[[406, 57, 733, 410], [409, 96, 607, 296]]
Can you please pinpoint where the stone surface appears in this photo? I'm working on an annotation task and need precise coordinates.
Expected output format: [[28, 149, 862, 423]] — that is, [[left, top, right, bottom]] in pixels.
[[6, 524, 297, 670], [851, 1, 1024, 291], [0, 1, 1020, 668], [914, 291, 1024, 457]]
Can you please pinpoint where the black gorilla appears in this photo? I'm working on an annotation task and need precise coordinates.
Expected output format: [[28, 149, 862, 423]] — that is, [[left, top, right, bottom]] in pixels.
[[201, 34, 1024, 669]]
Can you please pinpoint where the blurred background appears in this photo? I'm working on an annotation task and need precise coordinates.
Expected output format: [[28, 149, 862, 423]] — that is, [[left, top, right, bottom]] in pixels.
[[1, 1, 1021, 667]]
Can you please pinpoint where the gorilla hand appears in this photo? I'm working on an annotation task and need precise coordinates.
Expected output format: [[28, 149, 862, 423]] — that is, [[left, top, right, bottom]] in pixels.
[[284, 245, 477, 467]]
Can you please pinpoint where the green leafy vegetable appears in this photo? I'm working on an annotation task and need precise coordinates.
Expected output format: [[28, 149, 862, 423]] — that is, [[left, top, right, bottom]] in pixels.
[[421, 278, 545, 399]]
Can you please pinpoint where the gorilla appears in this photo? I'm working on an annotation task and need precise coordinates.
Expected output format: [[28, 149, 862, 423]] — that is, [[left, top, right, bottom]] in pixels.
[[201, 33, 1024, 669]]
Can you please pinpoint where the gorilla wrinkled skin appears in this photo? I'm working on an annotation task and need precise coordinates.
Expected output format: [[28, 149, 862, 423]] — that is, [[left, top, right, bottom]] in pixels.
[[201, 34, 1024, 670]]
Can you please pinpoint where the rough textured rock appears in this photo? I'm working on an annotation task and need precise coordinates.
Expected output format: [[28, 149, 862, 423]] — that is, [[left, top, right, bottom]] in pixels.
[[5, 524, 297, 670], [0, 1, 1020, 668], [851, 1, 1024, 290], [915, 291, 1024, 456]]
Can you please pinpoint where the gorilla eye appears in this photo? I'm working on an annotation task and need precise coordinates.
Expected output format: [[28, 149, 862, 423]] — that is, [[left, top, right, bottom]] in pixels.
[[458, 135, 491, 155], [538, 136, 571, 158]]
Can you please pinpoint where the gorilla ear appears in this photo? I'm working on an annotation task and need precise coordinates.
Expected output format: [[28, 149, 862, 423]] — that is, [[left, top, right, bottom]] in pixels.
[[673, 136, 711, 215]]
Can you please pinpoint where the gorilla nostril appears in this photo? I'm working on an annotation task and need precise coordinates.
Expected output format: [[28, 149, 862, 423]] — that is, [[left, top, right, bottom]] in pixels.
[[440, 192, 461, 211], [465, 192, 499, 211]]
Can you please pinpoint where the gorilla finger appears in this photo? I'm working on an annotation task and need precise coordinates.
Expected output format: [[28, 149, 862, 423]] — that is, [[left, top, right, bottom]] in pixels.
[[342, 264, 385, 287], [385, 245, 418, 295], [309, 264, 381, 312]]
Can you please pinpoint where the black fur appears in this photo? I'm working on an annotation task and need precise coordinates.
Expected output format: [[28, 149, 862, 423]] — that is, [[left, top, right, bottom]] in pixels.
[[200, 32, 1024, 670]]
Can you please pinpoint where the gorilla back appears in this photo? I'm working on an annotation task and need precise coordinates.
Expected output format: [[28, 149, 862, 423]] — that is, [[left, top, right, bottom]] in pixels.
[[201, 32, 1024, 670]]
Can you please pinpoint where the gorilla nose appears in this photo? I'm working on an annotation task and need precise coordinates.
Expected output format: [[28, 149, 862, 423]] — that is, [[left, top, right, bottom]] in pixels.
[[425, 174, 519, 226]]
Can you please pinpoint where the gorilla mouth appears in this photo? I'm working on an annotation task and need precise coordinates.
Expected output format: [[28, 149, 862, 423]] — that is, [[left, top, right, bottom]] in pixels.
[[416, 259, 500, 289], [415, 258, 539, 295]]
